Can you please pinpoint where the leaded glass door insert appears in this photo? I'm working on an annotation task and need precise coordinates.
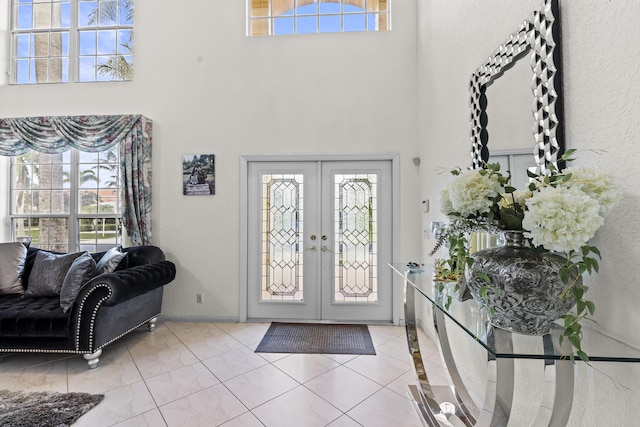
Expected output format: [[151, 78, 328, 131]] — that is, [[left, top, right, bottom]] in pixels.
[[262, 174, 304, 302], [334, 174, 378, 303]]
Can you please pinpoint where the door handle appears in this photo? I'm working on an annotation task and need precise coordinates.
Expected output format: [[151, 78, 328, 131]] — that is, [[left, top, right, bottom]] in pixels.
[[305, 246, 317, 252], [321, 245, 332, 252]]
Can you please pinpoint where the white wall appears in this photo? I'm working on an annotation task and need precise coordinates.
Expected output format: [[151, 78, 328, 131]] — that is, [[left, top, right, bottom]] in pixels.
[[0, 0, 422, 319], [417, 0, 640, 424]]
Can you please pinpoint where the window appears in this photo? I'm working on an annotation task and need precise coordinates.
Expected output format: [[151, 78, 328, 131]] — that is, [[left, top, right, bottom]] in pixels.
[[247, 0, 390, 36], [10, 147, 123, 253], [10, 0, 134, 84]]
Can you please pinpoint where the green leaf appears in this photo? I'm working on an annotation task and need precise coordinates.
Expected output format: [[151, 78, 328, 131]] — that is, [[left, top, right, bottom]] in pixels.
[[577, 350, 589, 363], [559, 267, 571, 285], [478, 272, 491, 284], [562, 148, 578, 161], [501, 213, 523, 231], [585, 301, 596, 315], [572, 286, 584, 301], [561, 314, 576, 326], [568, 334, 582, 350]]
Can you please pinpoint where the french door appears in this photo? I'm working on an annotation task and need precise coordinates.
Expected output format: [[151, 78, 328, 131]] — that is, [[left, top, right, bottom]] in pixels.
[[247, 160, 393, 322]]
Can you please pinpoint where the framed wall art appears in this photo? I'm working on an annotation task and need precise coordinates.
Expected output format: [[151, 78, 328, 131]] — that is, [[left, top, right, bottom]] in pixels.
[[183, 154, 215, 195]]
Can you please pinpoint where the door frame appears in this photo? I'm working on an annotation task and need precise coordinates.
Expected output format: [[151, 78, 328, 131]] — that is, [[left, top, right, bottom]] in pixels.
[[239, 154, 401, 325]]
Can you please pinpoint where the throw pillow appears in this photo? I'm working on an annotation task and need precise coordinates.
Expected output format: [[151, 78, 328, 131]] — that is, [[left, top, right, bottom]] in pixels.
[[60, 252, 97, 313], [0, 242, 28, 295], [25, 251, 84, 297], [95, 247, 127, 275]]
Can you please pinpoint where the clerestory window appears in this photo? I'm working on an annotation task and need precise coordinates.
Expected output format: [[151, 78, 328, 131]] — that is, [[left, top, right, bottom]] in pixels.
[[247, 0, 390, 36], [10, 0, 134, 84], [10, 147, 124, 253]]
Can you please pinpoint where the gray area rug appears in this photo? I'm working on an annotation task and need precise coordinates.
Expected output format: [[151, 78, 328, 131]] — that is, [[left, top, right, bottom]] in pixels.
[[255, 322, 376, 355], [0, 389, 104, 427]]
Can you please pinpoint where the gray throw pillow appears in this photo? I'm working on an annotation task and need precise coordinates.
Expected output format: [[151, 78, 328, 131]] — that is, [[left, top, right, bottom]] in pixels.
[[60, 252, 96, 313], [25, 251, 84, 297], [0, 242, 27, 295], [95, 247, 127, 275]]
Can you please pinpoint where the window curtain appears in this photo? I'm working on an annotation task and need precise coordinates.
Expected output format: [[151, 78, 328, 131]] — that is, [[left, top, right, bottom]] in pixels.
[[0, 115, 153, 245]]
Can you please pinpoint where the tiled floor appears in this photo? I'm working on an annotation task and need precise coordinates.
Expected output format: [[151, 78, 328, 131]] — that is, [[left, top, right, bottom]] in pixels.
[[0, 321, 448, 426]]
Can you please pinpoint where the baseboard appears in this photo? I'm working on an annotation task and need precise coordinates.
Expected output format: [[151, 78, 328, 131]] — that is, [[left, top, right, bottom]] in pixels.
[[157, 315, 241, 323]]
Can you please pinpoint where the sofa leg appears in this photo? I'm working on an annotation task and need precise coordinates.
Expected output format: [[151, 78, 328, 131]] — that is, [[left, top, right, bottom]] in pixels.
[[147, 317, 158, 331], [83, 349, 102, 369]]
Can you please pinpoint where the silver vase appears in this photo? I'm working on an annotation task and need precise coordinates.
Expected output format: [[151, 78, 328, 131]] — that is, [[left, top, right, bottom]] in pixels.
[[463, 231, 579, 335]]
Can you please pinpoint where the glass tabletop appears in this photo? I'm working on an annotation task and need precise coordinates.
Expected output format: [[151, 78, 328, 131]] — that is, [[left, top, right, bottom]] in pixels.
[[390, 263, 640, 363]]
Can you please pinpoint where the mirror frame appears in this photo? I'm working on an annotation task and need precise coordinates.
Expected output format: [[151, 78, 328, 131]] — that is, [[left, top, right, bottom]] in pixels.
[[469, 0, 564, 172]]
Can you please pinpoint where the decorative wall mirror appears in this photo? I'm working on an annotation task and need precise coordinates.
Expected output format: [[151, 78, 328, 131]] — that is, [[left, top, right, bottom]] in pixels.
[[469, 0, 564, 172]]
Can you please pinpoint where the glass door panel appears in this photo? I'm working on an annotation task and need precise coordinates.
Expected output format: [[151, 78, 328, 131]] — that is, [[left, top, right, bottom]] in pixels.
[[321, 161, 392, 322], [247, 162, 319, 320]]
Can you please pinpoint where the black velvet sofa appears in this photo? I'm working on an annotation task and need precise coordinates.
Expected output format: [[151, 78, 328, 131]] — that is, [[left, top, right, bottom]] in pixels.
[[0, 245, 176, 368]]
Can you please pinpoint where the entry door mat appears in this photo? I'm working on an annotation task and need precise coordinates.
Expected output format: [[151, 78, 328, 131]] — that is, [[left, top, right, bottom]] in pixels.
[[255, 322, 376, 355], [0, 389, 104, 427]]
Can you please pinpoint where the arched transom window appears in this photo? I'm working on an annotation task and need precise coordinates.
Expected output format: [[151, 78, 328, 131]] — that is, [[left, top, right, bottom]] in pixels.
[[248, 0, 390, 36]]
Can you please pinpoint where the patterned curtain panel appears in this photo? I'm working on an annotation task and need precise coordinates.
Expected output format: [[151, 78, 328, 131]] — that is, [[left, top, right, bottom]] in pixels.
[[0, 114, 153, 245], [121, 117, 153, 246]]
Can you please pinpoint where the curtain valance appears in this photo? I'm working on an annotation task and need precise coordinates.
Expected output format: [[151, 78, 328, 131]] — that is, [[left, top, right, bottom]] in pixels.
[[0, 115, 141, 155]]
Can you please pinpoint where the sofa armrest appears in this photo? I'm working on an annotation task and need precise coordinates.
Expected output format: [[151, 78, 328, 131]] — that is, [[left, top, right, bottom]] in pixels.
[[75, 261, 176, 307]]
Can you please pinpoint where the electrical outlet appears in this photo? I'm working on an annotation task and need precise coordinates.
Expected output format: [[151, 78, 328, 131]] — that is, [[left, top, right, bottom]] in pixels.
[[196, 294, 203, 304]]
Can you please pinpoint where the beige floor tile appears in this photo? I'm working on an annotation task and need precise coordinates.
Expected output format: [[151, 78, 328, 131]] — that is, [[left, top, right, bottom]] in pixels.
[[127, 335, 199, 379], [0, 352, 74, 371], [112, 409, 168, 427], [376, 335, 414, 363], [165, 321, 226, 344], [252, 385, 343, 427], [385, 368, 419, 398], [67, 344, 142, 394], [368, 325, 406, 346], [253, 350, 291, 363], [183, 332, 246, 361], [272, 353, 340, 383], [202, 346, 269, 382], [347, 387, 422, 427], [159, 383, 248, 427], [145, 362, 220, 406], [345, 352, 412, 386], [224, 364, 299, 409], [215, 322, 270, 347], [219, 411, 265, 427], [74, 381, 158, 427], [1, 359, 69, 393], [326, 415, 364, 427], [322, 353, 359, 364], [304, 365, 382, 412]]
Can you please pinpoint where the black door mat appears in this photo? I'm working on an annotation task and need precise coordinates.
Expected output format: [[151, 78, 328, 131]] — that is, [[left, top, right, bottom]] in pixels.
[[255, 322, 376, 355]]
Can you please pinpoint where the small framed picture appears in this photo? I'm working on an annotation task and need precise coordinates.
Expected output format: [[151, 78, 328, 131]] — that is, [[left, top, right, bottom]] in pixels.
[[183, 154, 215, 195]]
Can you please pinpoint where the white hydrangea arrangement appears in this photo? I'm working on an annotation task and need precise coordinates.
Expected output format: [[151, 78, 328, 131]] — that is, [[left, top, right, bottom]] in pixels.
[[431, 149, 620, 360]]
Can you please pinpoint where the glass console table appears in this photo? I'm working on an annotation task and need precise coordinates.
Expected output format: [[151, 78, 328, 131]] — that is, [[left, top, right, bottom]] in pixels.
[[390, 263, 640, 427]]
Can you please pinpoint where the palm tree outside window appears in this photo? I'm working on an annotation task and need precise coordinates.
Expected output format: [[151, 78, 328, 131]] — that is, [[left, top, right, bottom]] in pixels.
[[10, 0, 134, 84]]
